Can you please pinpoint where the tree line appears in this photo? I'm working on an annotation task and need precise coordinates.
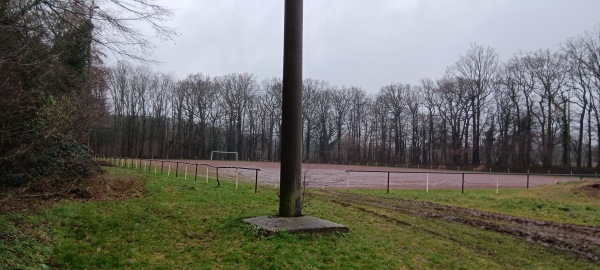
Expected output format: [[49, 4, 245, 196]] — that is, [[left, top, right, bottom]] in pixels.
[[91, 25, 600, 172]]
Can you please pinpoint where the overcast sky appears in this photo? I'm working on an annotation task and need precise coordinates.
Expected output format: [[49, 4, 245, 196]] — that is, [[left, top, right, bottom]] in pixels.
[[144, 0, 600, 94]]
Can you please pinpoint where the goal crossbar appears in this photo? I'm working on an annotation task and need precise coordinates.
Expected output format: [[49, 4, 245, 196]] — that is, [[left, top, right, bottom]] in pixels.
[[210, 151, 238, 161]]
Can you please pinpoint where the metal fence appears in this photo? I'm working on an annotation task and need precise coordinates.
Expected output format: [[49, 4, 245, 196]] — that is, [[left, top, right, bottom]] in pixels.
[[96, 156, 261, 193], [345, 170, 600, 194]]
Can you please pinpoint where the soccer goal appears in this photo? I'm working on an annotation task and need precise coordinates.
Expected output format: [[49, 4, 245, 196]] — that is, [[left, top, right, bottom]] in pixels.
[[210, 151, 239, 161]]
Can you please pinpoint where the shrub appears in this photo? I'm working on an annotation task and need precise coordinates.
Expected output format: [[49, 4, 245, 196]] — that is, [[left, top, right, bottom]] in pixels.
[[0, 134, 101, 188]]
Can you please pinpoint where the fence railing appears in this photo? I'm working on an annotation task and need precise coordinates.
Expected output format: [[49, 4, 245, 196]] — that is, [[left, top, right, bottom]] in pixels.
[[96, 156, 600, 194], [345, 170, 600, 194], [96, 156, 261, 193]]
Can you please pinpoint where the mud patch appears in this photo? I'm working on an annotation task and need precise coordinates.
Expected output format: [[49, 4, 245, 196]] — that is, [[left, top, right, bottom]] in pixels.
[[318, 190, 600, 262], [0, 173, 146, 213], [582, 184, 600, 198]]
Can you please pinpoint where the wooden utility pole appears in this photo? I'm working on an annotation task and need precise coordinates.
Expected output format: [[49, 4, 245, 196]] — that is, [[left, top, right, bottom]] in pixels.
[[279, 0, 303, 217]]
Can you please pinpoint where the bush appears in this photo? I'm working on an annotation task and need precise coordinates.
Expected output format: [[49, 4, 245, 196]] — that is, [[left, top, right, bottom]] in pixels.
[[0, 134, 101, 188]]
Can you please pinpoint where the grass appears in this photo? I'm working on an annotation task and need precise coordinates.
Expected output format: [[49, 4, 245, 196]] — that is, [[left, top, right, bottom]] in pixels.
[[350, 181, 600, 226], [1, 166, 599, 269], [0, 213, 53, 269]]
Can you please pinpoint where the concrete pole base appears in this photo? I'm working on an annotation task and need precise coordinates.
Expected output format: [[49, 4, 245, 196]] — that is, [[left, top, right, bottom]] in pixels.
[[243, 215, 349, 235]]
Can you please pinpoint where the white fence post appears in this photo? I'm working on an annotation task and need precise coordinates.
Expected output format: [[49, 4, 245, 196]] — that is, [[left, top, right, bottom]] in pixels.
[[496, 173, 499, 194], [346, 172, 349, 188]]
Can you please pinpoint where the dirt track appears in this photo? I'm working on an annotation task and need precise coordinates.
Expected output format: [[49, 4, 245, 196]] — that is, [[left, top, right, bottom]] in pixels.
[[316, 190, 600, 262], [159, 160, 586, 190]]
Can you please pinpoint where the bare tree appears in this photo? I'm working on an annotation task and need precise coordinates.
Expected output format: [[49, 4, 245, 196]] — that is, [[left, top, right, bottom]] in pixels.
[[503, 53, 538, 167], [314, 87, 334, 162], [406, 87, 422, 164], [330, 86, 351, 161], [147, 72, 173, 158], [565, 38, 594, 169], [379, 83, 410, 163], [346, 87, 368, 162], [420, 78, 440, 164], [524, 49, 568, 168], [302, 79, 328, 161], [564, 25, 600, 168], [434, 77, 470, 165], [260, 77, 282, 161], [217, 73, 257, 158], [449, 43, 499, 165]]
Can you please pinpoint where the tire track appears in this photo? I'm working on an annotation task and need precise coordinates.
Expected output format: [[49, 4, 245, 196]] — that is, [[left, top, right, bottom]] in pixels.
[[317, 190, 600, 262]]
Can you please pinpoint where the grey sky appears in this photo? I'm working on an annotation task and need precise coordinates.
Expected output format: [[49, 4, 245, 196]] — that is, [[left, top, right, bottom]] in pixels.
[[146, 0, 600, 94]]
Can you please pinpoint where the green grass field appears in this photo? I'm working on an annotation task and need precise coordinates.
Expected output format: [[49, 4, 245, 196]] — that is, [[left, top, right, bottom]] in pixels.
[[351, 182, 600, 226], [2, 167, 599, 269]]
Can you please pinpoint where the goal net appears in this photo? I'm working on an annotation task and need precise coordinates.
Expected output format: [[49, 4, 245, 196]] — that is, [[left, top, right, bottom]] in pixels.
[[210, 151, 239, 161]]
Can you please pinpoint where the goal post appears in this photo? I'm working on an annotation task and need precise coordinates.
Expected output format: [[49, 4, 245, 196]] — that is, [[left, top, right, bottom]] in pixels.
[[210, 151, 239, 161]]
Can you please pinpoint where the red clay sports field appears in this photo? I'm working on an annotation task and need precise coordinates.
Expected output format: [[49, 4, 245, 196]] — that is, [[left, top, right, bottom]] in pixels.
[[125, 159, 591, 191]]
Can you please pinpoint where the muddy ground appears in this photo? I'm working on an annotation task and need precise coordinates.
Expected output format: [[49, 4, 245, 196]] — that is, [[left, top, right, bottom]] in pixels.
[[316, 190, 600, 262], [111, 159, 600, 261]]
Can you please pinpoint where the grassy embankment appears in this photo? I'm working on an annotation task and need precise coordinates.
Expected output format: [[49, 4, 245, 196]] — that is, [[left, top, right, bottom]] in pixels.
[[2, 166, 600, 269]]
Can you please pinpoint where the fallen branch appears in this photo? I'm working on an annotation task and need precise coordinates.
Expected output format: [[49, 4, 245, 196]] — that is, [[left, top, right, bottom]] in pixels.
[[13, 193, 62, 198]]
